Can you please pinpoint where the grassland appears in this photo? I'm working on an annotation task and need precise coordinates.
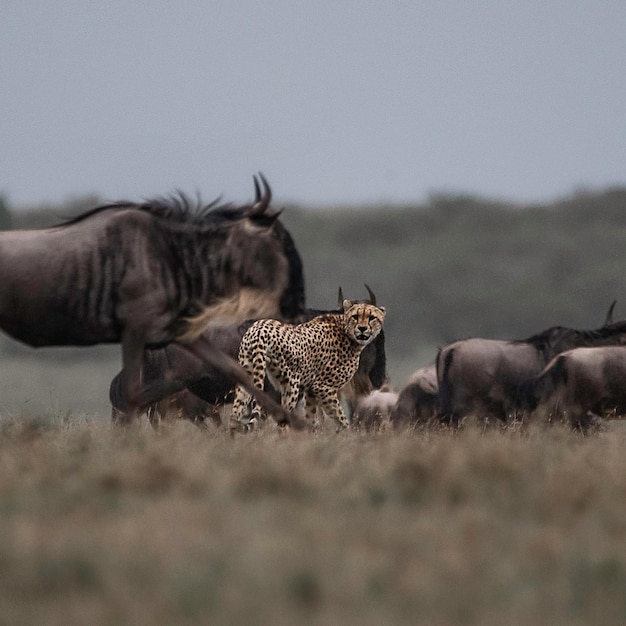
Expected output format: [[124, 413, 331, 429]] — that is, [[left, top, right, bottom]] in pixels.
[[1, 411, 626, 625]]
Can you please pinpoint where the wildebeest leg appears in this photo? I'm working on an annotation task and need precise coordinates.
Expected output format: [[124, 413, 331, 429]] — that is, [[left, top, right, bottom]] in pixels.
[[115, 343, 218, 420], [569, 410, 604, 434], [438, 411, 462, 428], [146, 404, 160, 429], [146, 394, 218, 430], [177, 336, 306, 431], [112, 331, 146, 425]]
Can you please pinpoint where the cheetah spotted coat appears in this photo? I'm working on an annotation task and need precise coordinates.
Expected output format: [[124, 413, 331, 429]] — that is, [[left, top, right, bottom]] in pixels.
[[230, 300, 386, 430]]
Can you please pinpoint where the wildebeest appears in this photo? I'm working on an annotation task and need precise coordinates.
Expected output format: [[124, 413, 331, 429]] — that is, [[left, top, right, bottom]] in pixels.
[[112, 286, 389, 429], [390, 362, 438, 427], [351, 386, 399, 431], [0, 174, 303, 428], [515, 346, 626, 430], [436, 306, 626, 425]]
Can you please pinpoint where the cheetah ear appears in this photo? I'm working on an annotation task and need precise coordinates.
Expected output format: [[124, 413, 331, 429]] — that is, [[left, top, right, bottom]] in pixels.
[[342, 299, 353, 312], [378, 306, 386, 317]]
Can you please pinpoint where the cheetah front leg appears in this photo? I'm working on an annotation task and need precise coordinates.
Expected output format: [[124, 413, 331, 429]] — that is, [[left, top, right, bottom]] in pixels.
[[316, 387, 349, 431], [304, 391, 323, 431], [280, 376, 302, 421]]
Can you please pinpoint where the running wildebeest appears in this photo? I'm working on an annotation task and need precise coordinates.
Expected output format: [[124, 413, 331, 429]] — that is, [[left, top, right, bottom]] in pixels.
[[390, 362, 438, 427], [0, 174, 304, 428], [515, 346, 626, 431], [436, 303, 626, 425], [110, 286, 389, 428]]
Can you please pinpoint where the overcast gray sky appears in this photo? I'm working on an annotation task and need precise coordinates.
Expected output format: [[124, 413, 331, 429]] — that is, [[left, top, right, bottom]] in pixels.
[[2, 1, 625, 209]]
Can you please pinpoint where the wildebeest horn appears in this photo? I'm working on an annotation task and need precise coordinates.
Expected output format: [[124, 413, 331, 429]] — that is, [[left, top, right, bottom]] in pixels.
[[337, 287, 344, 308], [250, 172, 271, 215], [364, 284, 376, 305], [253, 176, 262, 203], [605, 300, 617, 326]]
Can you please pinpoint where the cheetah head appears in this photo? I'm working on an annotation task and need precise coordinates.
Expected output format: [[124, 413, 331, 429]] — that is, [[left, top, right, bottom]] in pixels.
[[343, 300, 386, 346]]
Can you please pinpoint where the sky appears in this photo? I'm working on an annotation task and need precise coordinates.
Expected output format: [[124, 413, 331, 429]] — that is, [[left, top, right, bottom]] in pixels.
[[2, 1, 626, 210]]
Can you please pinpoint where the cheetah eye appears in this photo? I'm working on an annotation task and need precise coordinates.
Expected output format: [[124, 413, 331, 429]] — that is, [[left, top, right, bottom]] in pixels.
[[351, 314, 359, 321]]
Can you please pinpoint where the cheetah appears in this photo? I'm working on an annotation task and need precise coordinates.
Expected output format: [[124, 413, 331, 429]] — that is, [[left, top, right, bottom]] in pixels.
[[230, 295, 386, 431]]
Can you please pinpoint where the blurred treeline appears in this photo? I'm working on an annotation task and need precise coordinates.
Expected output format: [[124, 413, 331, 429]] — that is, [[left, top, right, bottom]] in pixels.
[[2, 187, 626, 383]]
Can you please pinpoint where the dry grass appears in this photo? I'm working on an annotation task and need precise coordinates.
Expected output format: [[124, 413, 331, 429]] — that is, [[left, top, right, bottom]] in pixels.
[[0, 415, 626, 625]]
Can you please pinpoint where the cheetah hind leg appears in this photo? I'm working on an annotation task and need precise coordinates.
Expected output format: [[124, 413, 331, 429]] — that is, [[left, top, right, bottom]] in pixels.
[[230, 348, 269, 433], [241, 377, 276, 432], [229, 386, 252, 433]]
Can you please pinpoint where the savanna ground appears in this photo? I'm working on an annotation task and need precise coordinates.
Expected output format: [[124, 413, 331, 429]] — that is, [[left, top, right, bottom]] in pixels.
[[2, 377, 626, 625]]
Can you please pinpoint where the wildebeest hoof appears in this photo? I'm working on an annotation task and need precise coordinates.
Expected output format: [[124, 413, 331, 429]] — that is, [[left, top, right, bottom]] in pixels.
[[237, 416, 258, 433]]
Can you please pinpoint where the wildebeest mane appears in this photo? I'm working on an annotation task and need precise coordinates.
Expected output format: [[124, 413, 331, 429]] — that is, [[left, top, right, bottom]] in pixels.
[[54, 192, 281, 229], [517, 320, 626, 360]]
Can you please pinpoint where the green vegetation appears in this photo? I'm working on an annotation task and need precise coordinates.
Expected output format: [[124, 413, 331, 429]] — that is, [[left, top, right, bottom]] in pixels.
[[0, 194, 12, 230]]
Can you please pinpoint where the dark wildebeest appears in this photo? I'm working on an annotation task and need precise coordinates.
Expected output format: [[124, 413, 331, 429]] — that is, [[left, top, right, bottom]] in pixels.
[[515, 346, 626, 431], [436, 304, 626, 425], [110, 286, 389, 429], [390, 362, 438, 427], [0, 174, 303, 428]]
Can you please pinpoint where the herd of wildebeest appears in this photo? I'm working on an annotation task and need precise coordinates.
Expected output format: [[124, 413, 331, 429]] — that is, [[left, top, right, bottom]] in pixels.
[[1, 174, 626, 433]]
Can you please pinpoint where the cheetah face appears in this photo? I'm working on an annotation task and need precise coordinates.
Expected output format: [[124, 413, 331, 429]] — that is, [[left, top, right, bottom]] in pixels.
[[343, 300, 386, 346]]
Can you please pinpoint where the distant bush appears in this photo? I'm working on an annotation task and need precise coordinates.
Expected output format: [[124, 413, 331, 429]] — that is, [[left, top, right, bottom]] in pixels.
[[11, 194, 101, 230], [0, 194, 12, 230]]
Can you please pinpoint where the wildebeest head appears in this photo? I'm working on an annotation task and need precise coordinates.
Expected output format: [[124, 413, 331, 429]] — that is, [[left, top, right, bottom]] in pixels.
[[171, 174, 305, 341]]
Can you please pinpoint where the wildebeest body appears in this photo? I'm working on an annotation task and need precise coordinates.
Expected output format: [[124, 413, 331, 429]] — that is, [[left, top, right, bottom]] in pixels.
[[390, 362, 438, 427], [1, 210, 188, 347], [516, 346, 626, 428], [436, 320, 626, 424], [352, 388, 399, 431], [0, 177, 306, 427]]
